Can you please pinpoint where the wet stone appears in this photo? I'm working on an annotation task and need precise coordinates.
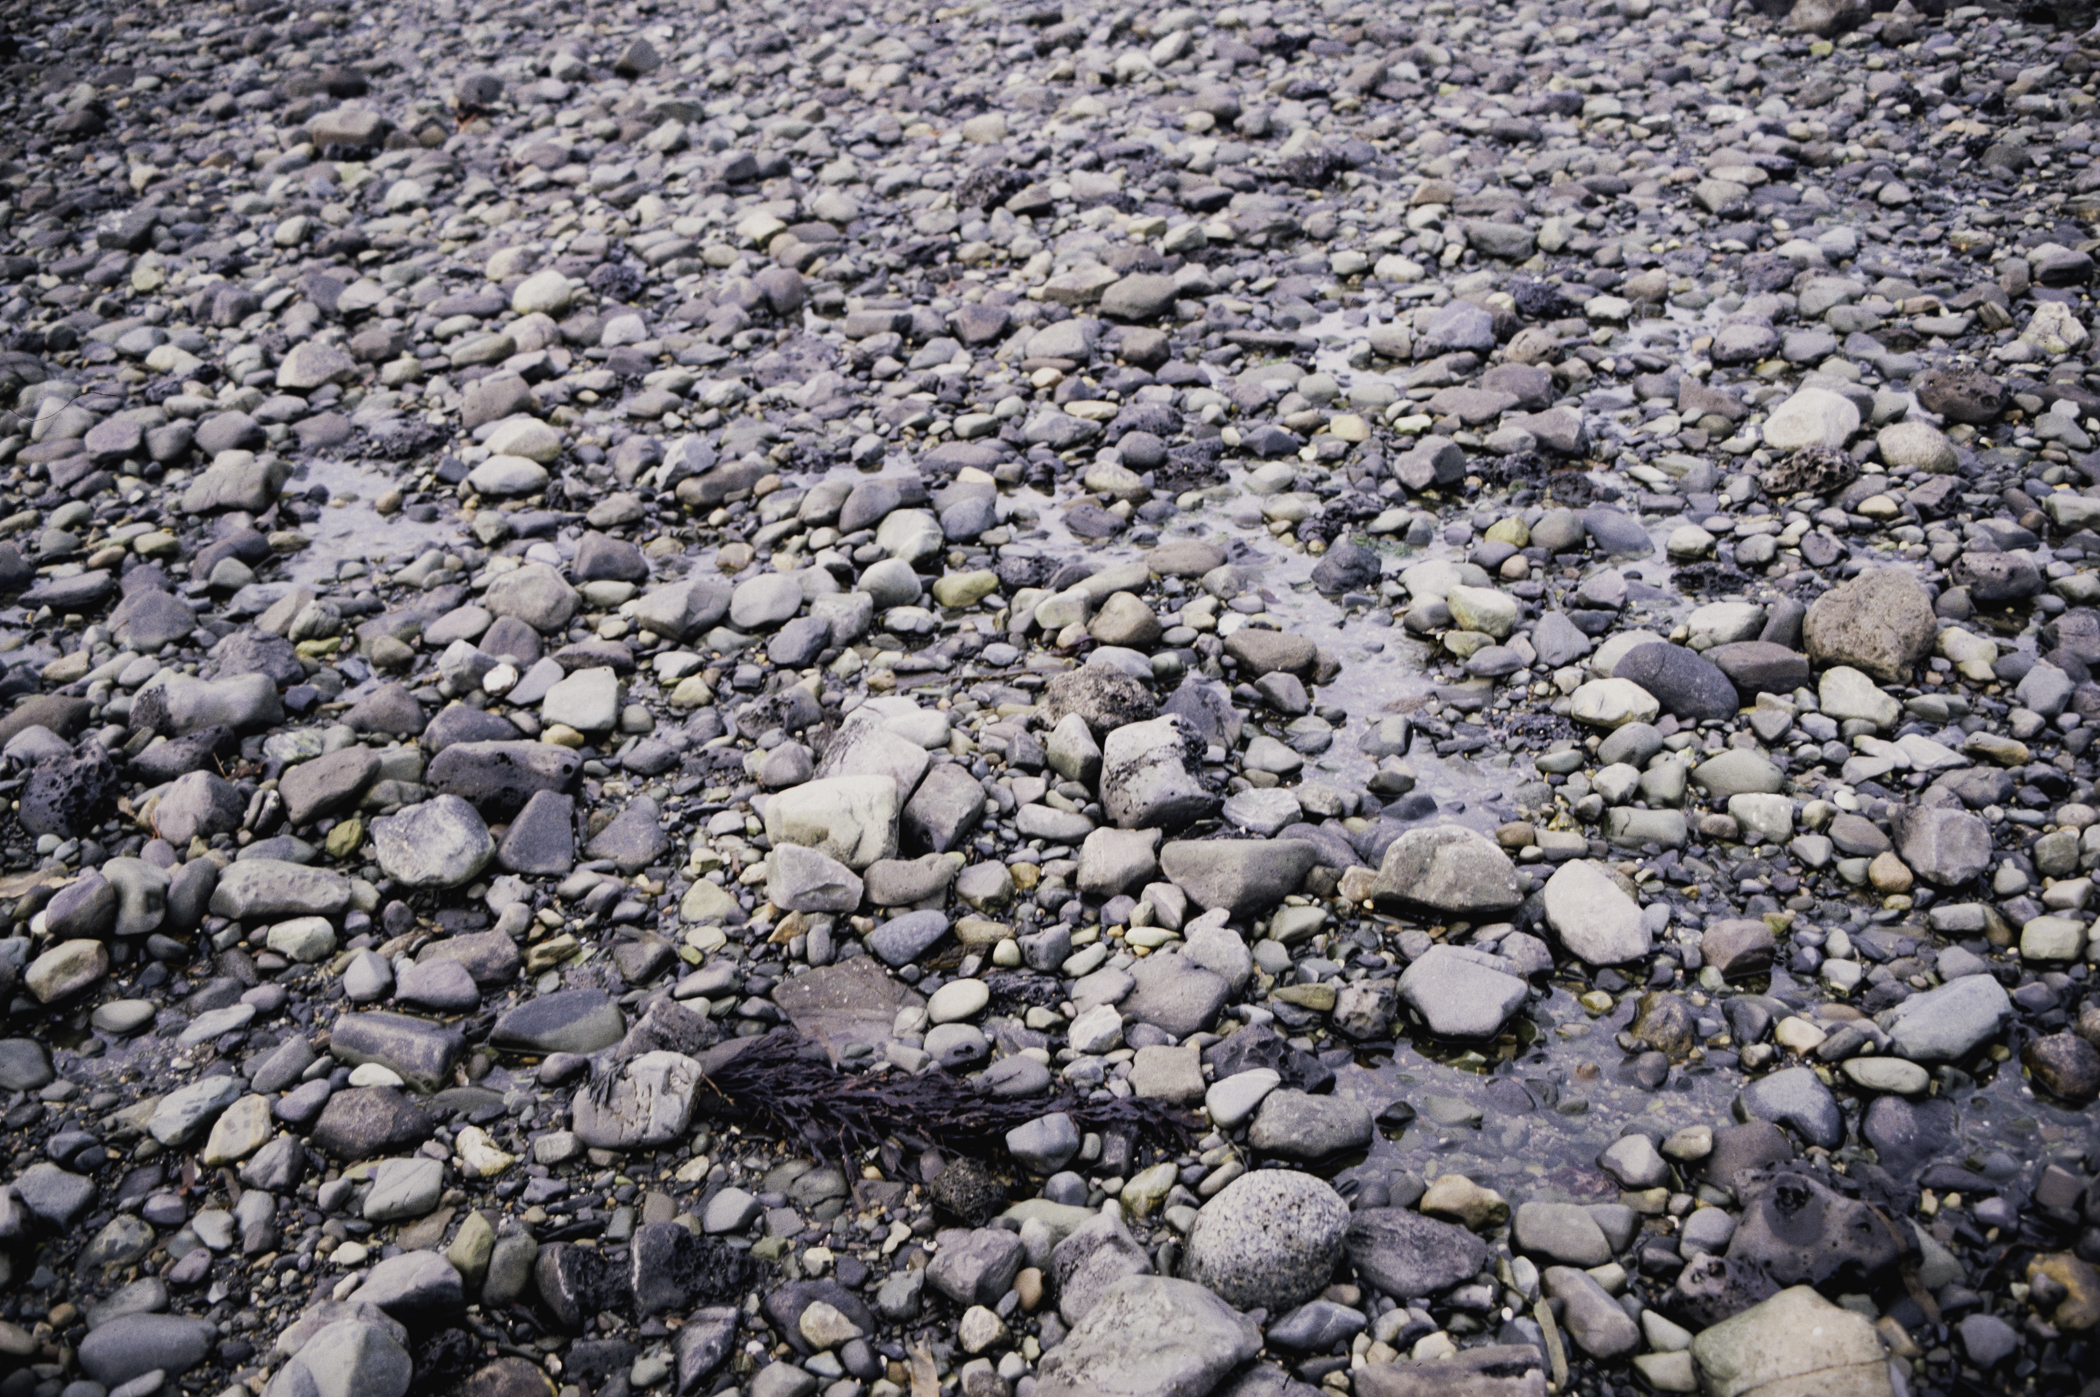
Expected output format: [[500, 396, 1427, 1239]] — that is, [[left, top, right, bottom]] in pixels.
[[491, 989, 626, 1055], [1345, 1208, 1489, 1301]]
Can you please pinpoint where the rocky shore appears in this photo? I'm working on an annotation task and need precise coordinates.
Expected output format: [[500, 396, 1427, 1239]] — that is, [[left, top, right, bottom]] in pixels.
[[0, 0, 2098, 1396]]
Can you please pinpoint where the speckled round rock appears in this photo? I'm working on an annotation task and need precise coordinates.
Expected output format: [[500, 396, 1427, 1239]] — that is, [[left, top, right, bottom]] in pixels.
[[1181, 1170, 1349, 1313]]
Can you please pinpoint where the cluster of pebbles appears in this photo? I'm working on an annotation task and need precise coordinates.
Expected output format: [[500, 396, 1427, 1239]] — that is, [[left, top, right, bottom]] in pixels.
[[6, 0, 2100, 1396]]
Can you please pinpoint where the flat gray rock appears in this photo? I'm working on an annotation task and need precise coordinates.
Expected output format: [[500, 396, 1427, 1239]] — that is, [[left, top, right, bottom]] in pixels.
[[1882, 973, 2011, 1062], [79, 1314, 216, 1386], [1344, 1207, 1489, 1300], [1034, 1275, 1260, 1397]]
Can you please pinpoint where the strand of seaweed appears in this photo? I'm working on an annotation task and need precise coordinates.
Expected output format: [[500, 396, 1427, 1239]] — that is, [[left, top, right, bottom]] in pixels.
[[692, 1029, 1195, 1161]]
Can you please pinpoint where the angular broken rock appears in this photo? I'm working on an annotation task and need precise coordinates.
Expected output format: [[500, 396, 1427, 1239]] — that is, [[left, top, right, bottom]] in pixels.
[[371, 794, 495, 889], [1397, 945, 1529, 1038], [1689, 1285, 1895, 1397], [1801, 567, 1936, 685], [570, 1051, 702, 1150], [1100, 716, 1220, 830], [763, 775, 899, 870], [1033, 1275, 1261, 1397]]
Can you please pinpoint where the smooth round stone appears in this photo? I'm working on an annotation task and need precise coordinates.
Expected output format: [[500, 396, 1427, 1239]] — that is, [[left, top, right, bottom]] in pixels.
[[27, 939, 110, 1002], [348, 1062, 406, 1088], [466, 454, 549, 499], [1877, 420, 1957, 472], [1666, 524, 1715, 559], [92, 999, 158, 1036], [1206, 1068, 1281, 1128], [923, 1021, 989, 1068], [0, 1039, 52, 1091], [1840, 1057, 1930, 1095], [265, 916, 338, 963], [926, 978, 991, 1024]]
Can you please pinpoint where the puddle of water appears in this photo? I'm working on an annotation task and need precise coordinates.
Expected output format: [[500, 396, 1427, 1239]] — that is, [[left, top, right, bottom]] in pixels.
[[1134, 295, 2100, 1194], [283, 456, 457, 588]]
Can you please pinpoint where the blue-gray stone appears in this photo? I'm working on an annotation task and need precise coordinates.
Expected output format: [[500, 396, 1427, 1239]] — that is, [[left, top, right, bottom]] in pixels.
[[867, 910, 949, 967]]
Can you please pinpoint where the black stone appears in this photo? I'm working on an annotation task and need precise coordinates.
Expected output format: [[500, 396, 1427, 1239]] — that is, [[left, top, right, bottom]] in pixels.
[[617, 997, 720, 1058], [1614, 643, 1738, 723], [1345, 1207, 1489, 1300], [462, 1359, 556, 1397], [1697, 1121, 1794, 1196], [310, 1086, 434, 1159], [929, 1157, 1009, 1225], [1724, 1168, 1906, 1287], [2024, 1032, 2100, 1103], [1310, 540, 1382, 594], [1704, 642, 1812, 701], [563, 1339, 637, 1394], [21, 740, 116, 837], [1860, 1094, 1957, 1188], [428, 741, 583, 816], [1201, 1021, 1335, 1094], [1665, 1251, 1780, 1329], [534, 1243, 631, 1331], [628, 1223, 762, 1316], [673, 1311, 737, 1397], [1912, 365, 2004, 424]]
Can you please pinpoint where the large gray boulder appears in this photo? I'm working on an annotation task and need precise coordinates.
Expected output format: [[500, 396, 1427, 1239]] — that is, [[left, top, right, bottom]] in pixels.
[[1802, 567, 1935, 683], [1370, 825, 1523, 914], [1101, 716, 1220, 830], [1541, 861, 1651, 966]]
